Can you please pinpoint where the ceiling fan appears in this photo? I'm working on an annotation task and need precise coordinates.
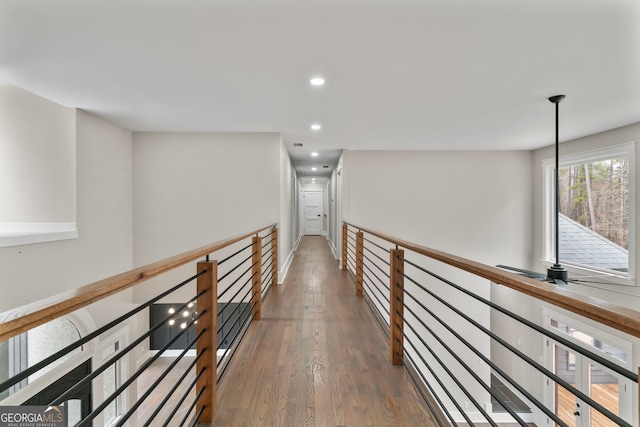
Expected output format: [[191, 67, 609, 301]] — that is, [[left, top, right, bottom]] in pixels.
[[496, 95, 572, 287]]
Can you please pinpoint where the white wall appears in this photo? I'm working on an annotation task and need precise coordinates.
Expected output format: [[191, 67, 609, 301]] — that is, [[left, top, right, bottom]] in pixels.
[[131, 132, 281, 303], [0, 85, 76, 223], [279, 139, 296, 281], [343, 150, 532, 265], [0, 109, 133, 322]]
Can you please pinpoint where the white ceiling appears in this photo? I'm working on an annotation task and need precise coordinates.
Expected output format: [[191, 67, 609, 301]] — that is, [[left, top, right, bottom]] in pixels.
[[1, 0, 639, 175]]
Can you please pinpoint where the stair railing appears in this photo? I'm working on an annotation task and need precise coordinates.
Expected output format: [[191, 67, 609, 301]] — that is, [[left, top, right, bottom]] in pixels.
[[343, 222, 640, 427], [0, 224, 278, 426]]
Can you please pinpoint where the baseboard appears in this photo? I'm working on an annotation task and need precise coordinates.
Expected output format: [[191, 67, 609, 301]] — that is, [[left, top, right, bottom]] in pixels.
[[279, 245, 295, 284], [327, 235, 339, 260]]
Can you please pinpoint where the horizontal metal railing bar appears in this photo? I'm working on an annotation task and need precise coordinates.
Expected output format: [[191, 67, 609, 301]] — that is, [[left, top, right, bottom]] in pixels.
[[401, 283, 565, 426], [163, 367, 205, 427], [52, 295, 202, 406], [217, 262, 255, 302], [363, 236, 391, 254], [261, 238, 273, 249], [77, 311, 205, 427], [363, 244, 391, 267], [217, 269, 256, 320], [402, 323, 490, 427], [361, 293, 392, 338], [399, 317, 498, 426], [179, 386, 205, 427], [363, 252, 391, 280], [115, 330, 205, 427], [362, 261, 391, 295], [346, 246, 356, 260], [218, 242, 253, 266], [0, 271, 205, 393], [361, 275, 391, 319], [141, 353, 205, 427], [191, 405, 206, 427], [262, 252, 273, 268], [262, 268, 274, 295], [218, 252, 255, 283], [0, 224, 276, 342], [401, 334, 464, 426], [346, 258, 356, 273], [362, 267, 391, 306], [217, 281, 255, 351], [398, 302, 529, 427], [345, 222, 640, 338], [401, 256, 638, 383], [217, 306, 257, 384], [401, 269, 630, 425]]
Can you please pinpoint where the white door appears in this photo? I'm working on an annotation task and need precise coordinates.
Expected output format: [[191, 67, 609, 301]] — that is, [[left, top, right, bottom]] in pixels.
[[303, 191, 322, 235]]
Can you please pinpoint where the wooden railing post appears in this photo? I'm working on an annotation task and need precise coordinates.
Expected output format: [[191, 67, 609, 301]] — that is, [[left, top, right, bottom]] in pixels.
[[355, 231, 364, 296], [342, 223, 348, 269], [271, 226, 278, 287], [390, 248, 404, 365], [196, 260, 218, 422], [252, 236, 262, 320]]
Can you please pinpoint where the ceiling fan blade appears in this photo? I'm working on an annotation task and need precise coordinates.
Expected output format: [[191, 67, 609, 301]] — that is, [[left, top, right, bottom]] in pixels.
[[495, 264, 548, 281]]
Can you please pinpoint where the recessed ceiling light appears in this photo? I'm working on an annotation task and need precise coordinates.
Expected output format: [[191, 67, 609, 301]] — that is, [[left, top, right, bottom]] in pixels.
[[312, 167, 317, 171], [310, 77, 325, 86], [311, 124, 321, 131], [311, 152, 318, 157]]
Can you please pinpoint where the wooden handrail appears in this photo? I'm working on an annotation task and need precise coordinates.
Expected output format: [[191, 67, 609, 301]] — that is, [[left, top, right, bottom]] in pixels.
[[0, 224, 276, 343], [345, 222, 640, 339]]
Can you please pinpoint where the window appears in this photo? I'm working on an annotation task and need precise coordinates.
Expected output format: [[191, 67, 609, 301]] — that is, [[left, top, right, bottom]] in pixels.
[[543, 142, 636, 282], [0, 317, 82, 400], [102, 338, 126, 427]]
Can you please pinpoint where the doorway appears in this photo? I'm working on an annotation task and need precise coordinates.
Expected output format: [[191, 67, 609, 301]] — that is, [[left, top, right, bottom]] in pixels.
[[302, 191, 323, 235]]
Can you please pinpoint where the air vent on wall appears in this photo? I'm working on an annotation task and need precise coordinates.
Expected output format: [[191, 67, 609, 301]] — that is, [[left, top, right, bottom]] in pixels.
[[293, 143, 303, 147]]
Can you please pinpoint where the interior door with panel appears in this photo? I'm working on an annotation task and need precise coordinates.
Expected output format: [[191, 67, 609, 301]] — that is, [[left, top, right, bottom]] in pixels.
[[303, 191, 322, 235]]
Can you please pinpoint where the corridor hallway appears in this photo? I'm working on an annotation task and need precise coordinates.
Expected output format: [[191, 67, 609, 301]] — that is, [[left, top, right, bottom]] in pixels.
[[210, 236, 437, 426]]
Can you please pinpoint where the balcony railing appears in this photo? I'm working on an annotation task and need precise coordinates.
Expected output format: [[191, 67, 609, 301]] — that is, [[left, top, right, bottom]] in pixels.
[[342, 222, 640, 427], [0, 224, 278, 426]]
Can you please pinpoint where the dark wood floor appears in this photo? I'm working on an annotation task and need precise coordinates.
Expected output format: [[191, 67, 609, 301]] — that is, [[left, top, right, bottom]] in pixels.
[[207, 236, 438, 427]]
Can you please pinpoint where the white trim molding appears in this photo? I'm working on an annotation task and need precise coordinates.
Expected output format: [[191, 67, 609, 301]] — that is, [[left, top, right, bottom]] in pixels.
[[0, 222, 77, 247]]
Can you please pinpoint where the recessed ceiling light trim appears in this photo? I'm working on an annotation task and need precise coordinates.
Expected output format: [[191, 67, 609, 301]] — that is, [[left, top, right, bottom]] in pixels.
[[311, 124, 321, 131], [311, 152, 318, 157], [310, 77, 325, 86]]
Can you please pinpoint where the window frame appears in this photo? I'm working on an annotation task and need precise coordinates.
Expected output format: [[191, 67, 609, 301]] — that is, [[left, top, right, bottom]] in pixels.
[[99, 328, 129, 427], [541, 141, 636, 285]]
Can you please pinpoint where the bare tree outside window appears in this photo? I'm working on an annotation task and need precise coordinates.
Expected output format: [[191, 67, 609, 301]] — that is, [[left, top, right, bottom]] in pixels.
[[558, 157, 629, 250]]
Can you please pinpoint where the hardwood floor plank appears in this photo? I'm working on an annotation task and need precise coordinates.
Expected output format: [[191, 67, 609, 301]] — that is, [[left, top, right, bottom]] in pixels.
[[209, 236, 438, 426]]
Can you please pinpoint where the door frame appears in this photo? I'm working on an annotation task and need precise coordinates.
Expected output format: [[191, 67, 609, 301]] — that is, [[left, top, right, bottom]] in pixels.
[[302, 190, 324, 236], [542, 308, 634, 426]]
